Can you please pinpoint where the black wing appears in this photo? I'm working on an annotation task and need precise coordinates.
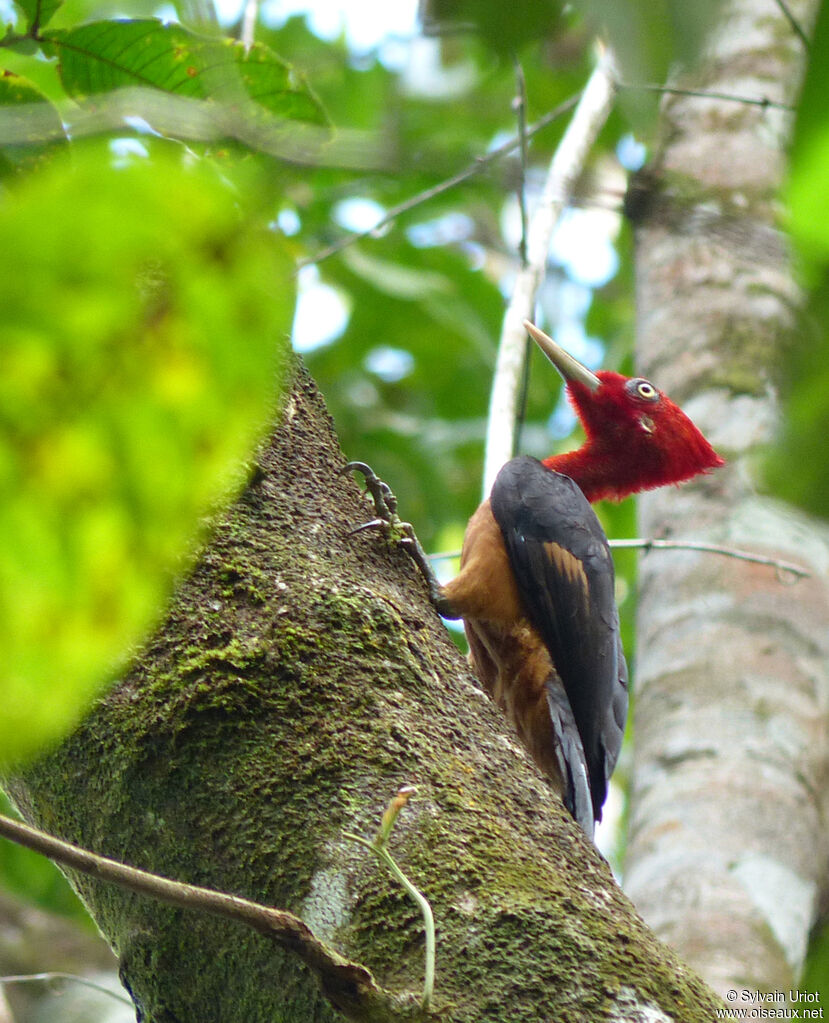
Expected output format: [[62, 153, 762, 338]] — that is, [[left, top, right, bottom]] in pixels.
[[491, 455, 628, 824]]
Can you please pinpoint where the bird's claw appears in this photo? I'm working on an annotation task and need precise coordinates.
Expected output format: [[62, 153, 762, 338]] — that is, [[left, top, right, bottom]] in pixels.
[[341, 461, 402, 536], [348, 517, 388, 537], [341, 461, 459, 619]]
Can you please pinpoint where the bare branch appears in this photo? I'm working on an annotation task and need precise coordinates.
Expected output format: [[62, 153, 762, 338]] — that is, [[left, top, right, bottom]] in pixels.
[[513, 57, 530, 269], [512, 57, 534, 454], [773, 0, 811, 49], [482, 50, 616, 497], [428, 540, 810, 579], [609, 537, 810, 579], [617, 81, 795, 112], [0, 972, 133, 1008], [299, 92, 582, 269], [0, 988, 13, 1023], [0, 813, 414, 1022]]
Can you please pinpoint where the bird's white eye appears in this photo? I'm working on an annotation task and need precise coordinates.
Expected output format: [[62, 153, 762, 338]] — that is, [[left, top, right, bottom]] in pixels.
[[626, 378, 659, 403]]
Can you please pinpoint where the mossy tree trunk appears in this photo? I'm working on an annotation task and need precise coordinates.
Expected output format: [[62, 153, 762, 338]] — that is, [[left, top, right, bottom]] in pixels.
[[8, 363, 727, 1022]]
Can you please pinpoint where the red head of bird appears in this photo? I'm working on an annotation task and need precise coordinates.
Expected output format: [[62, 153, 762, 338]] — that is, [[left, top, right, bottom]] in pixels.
[[524, 320, 724, 504]]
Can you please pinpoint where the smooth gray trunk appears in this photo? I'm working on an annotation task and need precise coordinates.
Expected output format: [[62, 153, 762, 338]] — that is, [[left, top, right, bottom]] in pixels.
[[627, 0, 829, 998]]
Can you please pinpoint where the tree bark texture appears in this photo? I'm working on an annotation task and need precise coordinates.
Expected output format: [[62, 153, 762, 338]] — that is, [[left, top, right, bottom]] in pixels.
[[6, 362, 728, 1022], [628, 0, 829, 999]]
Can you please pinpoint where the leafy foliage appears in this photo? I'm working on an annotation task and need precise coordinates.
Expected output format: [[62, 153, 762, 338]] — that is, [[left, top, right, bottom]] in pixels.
[[15, 0, 62, 32], [0, 144, 292, 764], [0, 67, 66, 175], [422, 0, 568, 55], [47, 19, 325, 123]]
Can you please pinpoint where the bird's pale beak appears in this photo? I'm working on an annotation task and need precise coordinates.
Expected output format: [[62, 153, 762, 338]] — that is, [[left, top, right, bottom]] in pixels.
[[523, 320, 601, 393]]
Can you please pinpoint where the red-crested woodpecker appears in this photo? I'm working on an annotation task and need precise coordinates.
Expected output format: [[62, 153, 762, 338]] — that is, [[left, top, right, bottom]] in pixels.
[[347, 321, 723, 837]]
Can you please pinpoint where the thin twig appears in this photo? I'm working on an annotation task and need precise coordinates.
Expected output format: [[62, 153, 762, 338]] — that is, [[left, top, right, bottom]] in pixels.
[[482, 49, 617, 497], [299, 92, 582, 269], [773, 0, 811, 49], [617, 81, 795, 112], [609, 538, 809, 578], [426, 540, 809, 578], [513, 57, 530, 269], [0, 972, 134, 1008], [0, 813, 400, 1022]]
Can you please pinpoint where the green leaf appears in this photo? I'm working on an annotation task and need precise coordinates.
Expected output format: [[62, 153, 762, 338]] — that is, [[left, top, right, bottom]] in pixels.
[[13, 0, 62, 32], [0, 143, 294, 764], [789, 0, 829, 264], [0, 67, 67, 176], [773, 0, 829, 518], [423, 0, 566, 55], [46, 19, 325, 122]]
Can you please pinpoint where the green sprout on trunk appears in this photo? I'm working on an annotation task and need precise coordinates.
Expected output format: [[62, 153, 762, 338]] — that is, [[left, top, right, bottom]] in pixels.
[[345, 787, 436, 1011]]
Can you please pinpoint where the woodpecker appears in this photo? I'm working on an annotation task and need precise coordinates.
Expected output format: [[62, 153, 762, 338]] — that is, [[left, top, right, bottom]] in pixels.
[[346, 321, 723, 837]]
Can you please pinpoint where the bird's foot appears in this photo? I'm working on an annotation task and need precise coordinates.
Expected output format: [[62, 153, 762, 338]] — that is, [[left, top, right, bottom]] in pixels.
[[341, 461, 459, 620]]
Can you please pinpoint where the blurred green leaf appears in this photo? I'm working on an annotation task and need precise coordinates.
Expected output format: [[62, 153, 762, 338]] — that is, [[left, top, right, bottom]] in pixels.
[[789, 0, 829, 264], [802, 915, 829, 1012], [574, 0, 722, 130], [46, 19, 325, 122], [0, 68, 67, 176], [0, 143, 293, 764], [422, 0, 567, 55], [13, 0, 62, 31], [769, 0, 829, 518], [583, 0, 722, 81]]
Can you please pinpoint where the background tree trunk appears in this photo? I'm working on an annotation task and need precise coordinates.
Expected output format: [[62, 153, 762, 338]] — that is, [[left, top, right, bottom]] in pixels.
[[0, 891, 128, 1022], [5, 362, 728, 1022], [626, 0, 829, 999]]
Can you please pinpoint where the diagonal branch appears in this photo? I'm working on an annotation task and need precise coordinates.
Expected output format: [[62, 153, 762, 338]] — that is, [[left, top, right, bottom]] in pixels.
[[617, 81, 796, 111], [609, 537, 810, 578], [772, 0, 811, 49], [0, 88, 385, 169], [0, 812, 419, 1022], [298, 92, 582, 269], [427, 539, 810, 578]]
